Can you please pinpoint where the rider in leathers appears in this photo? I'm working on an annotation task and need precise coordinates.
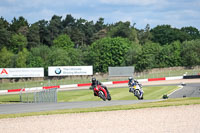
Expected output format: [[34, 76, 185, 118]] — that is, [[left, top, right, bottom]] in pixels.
[[90, 77, 110, 96], [128, 77, 143, 94]]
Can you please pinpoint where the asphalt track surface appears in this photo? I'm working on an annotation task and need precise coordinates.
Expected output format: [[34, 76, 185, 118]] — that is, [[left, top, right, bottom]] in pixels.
[[168, 83, 200, 98], [0, 99, 161, 114], [0, 83, 200, 114]]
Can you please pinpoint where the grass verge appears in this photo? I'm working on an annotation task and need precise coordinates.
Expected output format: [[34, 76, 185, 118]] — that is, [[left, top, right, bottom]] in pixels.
[[0, 86, 179, 103]]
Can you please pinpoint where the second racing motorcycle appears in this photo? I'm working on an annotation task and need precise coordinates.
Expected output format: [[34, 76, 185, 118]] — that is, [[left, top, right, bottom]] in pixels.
[[129, 84, 144, 100]]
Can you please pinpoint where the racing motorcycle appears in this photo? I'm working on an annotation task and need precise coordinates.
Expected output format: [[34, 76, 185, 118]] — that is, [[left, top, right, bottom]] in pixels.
[[129, 84, 144, 100], [93, 85, 111, 101]]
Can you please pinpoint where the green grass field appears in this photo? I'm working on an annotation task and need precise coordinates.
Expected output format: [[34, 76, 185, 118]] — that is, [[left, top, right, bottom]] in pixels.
[[56, 86, 179, 101], [0, 86, 178, 103]]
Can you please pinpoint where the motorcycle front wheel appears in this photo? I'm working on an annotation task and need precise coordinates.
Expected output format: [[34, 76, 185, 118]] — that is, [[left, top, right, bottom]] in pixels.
[[98, 91, 106, 101], [134, 90, 143, 100]]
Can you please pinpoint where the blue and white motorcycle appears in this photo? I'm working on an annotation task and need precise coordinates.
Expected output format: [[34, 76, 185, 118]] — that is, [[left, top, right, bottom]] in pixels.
[[129, 83, 144, 100]]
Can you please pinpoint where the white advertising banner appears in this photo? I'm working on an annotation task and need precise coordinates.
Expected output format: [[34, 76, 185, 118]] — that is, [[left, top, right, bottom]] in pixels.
[[48, 66, 93, 76], [0, 68, 44, 78]]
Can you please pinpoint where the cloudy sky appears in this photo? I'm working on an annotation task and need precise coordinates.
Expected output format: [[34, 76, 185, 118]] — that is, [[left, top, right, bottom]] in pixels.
[[1, 0, 200, 29]]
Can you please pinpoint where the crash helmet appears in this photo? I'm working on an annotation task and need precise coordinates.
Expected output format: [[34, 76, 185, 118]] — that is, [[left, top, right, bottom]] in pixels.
[[128, 77, 133, 82], [91, 77, 96, 83]]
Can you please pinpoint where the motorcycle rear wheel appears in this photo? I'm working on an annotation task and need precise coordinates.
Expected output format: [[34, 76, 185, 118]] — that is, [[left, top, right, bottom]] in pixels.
[[107, 94, 111, 101]]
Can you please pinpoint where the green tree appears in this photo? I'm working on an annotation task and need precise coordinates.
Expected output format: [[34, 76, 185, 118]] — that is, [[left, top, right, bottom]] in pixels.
[[27, 54, 44, 67], [89, 18, 107, 45], [92, 29, 107, 42], [10, 33, 28, 53], [181, 39, 200, 67], [107, 21, 138, 42], [68, 27, 85, 47], [82, 20, 96, 45], [125, 42, 142, 66], [27, 45, 51, 74], [73, 18, 96, 45], [0, 28, 11, 49], [79, 44, 91, 65], [9, 16, 29, 34], [36, 20, 51, 46], [87, 37, 131, 72], [0, 47, 14, 68], [27, 23, 40, 49], [52, 34, 74, 49], [68, 48, 84, 65], [136, 42, 161, 71], [158, 41, 181, 67], [151, 25, 189, 45], [95, 17, 106, 31], [48, 48, 71, 66], [181, 26, 200, 40], [0, 17, 9, 29], [15, 48, 29, 67], [62, 14, 76, 27], [48, 15, 63, 45], [52, 34, 83, 66], [137, 24, 152, 45], [62, 14, 84, 46], [0, 17, 11, 49]]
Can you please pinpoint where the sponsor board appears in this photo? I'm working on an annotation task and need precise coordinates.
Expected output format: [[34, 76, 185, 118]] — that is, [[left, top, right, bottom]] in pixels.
[[48, 66, 93, 76], [0, 68, 44, 78]]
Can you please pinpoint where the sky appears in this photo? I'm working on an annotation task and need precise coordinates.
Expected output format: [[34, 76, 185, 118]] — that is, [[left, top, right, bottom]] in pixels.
[[0, 0, 200, 30]]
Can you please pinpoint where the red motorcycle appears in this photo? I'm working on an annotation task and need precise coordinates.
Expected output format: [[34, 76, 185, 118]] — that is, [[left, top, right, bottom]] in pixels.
[[93, 85, 111, 101]]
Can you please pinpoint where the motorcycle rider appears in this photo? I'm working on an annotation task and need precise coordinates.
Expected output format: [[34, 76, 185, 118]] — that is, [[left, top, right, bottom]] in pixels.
[[90, 77, 110, 96], [128, 77, 143, 94]]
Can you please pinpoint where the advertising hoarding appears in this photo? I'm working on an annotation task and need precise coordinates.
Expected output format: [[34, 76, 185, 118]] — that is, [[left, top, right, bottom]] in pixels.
[[0, 68, 44, 78], [48, 66, 93, 76]]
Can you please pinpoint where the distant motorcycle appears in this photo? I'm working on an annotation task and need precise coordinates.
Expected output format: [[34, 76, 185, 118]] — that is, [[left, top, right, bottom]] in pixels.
[[93, 85, 111, 101], [129, 84, 143, 100]]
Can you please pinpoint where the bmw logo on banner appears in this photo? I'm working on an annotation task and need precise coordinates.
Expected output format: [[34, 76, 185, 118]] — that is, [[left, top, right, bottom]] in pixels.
[[48, 66, 93, 76], [55, 68, 62, 74]]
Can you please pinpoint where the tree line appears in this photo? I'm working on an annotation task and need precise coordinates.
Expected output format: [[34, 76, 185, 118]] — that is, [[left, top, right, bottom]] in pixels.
[[0, 14, 200, 75]]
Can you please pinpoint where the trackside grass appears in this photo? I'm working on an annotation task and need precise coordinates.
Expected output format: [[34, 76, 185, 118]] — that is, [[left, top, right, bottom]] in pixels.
[[0, 86, 178, 103]]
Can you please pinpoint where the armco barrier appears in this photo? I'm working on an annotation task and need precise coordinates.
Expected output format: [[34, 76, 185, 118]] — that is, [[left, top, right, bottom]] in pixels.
[[77, 83, 91, 87], [148, 77, 166, 81], [165, 76, 183, 80], [113, 80, 128, 84], [43, 85, 60, 89], [8, 88, 25, 93], [0, 76, 184, 94], [183, 75, 200, 79]]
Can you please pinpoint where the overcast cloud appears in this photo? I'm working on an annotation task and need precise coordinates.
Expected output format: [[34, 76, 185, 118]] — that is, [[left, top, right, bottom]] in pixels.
[[0, 0, 200, 29]]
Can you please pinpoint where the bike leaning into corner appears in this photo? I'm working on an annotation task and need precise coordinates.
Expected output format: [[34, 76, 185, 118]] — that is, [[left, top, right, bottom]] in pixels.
[[128, 77, 144, 100], [89, 77, 111, 101]]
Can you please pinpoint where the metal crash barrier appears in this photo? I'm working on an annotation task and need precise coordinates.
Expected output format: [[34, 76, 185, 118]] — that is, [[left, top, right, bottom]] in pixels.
[[20, 88, 57, 103], [183, 75, 200, 79]]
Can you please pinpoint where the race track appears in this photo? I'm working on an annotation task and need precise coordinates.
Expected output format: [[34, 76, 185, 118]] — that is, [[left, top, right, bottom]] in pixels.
[[0, 81, 200, 114], [0, 100, 161, 114], [168, 83, 200, 98]]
